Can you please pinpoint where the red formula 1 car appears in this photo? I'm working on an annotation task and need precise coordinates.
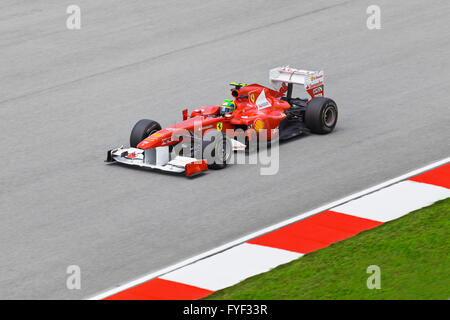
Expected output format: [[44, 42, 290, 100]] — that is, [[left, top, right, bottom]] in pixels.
[[106, 66, 338, 176]]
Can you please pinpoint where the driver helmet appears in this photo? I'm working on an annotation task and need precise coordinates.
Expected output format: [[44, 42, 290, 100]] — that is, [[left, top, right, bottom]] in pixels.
[[220, 99, 235, 115]]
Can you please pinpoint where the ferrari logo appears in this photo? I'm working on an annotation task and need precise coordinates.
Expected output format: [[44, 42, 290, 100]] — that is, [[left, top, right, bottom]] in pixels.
[[250, 93, 255, 103], [216, 122, 223, 131]]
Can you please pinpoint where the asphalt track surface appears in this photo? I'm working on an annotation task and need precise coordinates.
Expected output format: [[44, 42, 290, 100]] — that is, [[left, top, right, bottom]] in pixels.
[[0, 0, 449, 299]]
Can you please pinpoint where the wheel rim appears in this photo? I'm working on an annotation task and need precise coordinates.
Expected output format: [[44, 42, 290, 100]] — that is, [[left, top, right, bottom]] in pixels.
[[216, 138, 231, 164], [323, 106, 336, 127]]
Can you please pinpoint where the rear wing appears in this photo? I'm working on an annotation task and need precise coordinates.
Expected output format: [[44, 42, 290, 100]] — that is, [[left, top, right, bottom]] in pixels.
[[269, 66, 324, 100]]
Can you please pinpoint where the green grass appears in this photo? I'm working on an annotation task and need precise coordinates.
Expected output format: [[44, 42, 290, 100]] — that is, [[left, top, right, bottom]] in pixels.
[[207, 198, 450, 300]]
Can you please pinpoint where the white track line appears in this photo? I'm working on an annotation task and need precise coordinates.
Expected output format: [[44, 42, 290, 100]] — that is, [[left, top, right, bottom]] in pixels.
[[333, 180, 450, 222], [88, 157, 450, 300], [160, 243, 302, 291]]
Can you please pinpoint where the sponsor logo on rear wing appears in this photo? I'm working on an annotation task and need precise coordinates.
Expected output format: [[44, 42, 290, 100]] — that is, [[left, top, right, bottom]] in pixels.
[[304, 70, 324, 99]]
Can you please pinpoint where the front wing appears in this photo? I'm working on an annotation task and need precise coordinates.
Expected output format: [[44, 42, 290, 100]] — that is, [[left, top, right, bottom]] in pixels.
[[106, 147, 208, 176]]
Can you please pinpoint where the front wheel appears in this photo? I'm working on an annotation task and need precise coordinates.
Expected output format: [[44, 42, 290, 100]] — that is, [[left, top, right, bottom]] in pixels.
[[202, 131, 232, 169], [305, 97, 338, 134], [130, 119, 162, 148]]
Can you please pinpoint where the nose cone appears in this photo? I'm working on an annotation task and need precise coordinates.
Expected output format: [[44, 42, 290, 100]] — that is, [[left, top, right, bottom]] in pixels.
[[137, 139, 160, 149], [136, 129, 175, 149]]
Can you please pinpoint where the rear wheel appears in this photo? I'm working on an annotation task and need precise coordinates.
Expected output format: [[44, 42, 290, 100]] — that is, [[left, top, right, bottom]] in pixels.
[[305, 97, 338, 134], [130, 119, 161, 148]]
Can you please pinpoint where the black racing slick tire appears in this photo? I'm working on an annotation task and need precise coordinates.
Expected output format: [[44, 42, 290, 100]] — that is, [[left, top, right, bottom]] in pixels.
[[305, 97, 338, 134], [202, 131, 232, 170], [130, 119, 162, 148]]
